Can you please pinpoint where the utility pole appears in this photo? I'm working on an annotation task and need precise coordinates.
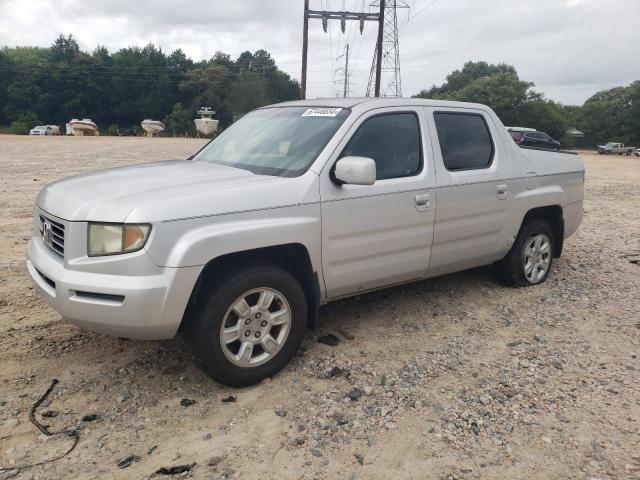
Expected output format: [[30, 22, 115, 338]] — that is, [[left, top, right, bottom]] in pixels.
[[374, 0, 385, 97], [300, 1, 381, 99], [366, 0, 408, 97], [300, 0, 309, 99], [343, 43, 349, 98]]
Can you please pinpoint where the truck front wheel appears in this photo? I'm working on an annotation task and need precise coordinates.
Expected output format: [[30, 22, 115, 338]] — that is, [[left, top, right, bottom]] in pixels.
[[498, 218, 555, 287], [184, 264, 307, 387]]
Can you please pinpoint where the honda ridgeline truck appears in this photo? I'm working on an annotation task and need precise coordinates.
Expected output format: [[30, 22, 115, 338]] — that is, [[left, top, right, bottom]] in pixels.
[[27, 98, 585, 386]]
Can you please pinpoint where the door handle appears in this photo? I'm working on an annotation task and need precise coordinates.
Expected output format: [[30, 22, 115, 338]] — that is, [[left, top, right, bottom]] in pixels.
[[496, 184, 508, 200], [415, 193, 430, 212]]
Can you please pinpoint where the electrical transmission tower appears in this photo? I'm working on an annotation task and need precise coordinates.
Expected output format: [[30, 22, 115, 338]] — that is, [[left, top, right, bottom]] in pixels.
[[366, 0, 409, 97], [334, 44, 351, 97]]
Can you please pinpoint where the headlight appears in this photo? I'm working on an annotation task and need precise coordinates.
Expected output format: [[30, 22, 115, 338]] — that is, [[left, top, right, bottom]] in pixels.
[[88, 223, 151, 256]]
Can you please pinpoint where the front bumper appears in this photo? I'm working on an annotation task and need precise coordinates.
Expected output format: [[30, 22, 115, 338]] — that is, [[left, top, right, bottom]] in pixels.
[[26, 236, 201, 340]]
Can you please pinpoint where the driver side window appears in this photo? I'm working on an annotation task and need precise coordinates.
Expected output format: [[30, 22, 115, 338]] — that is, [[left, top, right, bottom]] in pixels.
[[340, 112, 422, 180]]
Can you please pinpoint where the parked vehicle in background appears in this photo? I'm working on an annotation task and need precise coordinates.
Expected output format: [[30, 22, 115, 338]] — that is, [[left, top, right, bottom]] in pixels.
[[597, 142, 635, 155], [27, 98, 585, 387], [29, 125, 55, 135], [634, 148, 640, 157], [510, 130, 561, 150]]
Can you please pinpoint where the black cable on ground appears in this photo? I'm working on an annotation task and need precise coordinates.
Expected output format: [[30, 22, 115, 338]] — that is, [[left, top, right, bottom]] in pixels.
[[0, 379, 80, 474]]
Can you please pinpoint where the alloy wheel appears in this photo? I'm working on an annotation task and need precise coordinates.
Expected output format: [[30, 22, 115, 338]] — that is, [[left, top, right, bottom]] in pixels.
[[219, 287, 292, 367]]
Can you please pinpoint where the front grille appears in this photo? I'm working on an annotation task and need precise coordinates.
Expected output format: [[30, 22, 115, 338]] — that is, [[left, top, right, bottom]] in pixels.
[[39, 214, 65, 257]]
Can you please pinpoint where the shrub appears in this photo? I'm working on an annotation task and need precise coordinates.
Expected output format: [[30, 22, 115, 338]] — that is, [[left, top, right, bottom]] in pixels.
[[9, 121, 29, 135], [106, 124, 119, 136]]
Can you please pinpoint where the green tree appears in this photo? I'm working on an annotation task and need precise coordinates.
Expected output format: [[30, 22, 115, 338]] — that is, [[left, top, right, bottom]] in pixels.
[[416, 61, 519, 98], [415, 61, 566, 141], [225, 72, 267, 115], [9, 111, 41, 134], [49, 34, 80, 62], [580, 84, 638, 146], [163, 103, 193, 136], [0, 37, 300, 135], [522, 100, 567, 141]]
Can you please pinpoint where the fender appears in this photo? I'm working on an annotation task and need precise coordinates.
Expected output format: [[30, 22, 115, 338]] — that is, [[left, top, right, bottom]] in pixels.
[[146, 204, 323, 273], [500, 183, 567, 252]]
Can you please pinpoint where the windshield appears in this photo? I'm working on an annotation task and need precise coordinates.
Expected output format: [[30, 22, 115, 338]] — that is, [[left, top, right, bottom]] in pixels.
[[194, 106, 350, 177]]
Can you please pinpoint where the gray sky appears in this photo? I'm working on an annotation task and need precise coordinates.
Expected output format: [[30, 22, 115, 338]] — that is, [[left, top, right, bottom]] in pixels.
[[1, 0, 638, 105]]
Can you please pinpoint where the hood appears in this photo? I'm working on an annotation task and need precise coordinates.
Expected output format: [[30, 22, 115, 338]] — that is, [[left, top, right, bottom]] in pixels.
[[37, 160, 279, 222]]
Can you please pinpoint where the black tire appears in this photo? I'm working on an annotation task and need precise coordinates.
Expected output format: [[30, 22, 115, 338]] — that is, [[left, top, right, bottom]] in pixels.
[[184, 263, 307, 387], [604, 151, 611, 155], [497, 218, 555, 287]]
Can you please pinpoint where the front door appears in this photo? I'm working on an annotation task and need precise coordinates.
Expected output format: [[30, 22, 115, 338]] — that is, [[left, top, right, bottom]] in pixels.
[[319, 108, 437, 299]]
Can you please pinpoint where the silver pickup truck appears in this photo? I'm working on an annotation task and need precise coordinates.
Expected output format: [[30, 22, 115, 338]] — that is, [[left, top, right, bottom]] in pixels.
[[27, 98, 584, 386], [597, 142, 636, 155]]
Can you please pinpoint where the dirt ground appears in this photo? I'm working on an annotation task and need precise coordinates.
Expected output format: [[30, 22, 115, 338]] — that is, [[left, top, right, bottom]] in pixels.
[[0, 135, 638, 480]]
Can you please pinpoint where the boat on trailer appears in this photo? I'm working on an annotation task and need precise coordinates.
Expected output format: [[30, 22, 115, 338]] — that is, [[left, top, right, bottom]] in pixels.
[[69, 119, 99, 136], [194, 107, 219, 136], [141, 119, 165, 136]]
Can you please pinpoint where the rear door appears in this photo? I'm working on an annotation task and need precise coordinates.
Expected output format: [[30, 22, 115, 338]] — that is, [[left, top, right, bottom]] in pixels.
[[319, 107, 436, 298], [425, 107, 521, 276]]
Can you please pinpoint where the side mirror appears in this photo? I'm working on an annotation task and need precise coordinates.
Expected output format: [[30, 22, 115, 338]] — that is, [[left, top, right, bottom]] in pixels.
[[333, 156, 376, 186]]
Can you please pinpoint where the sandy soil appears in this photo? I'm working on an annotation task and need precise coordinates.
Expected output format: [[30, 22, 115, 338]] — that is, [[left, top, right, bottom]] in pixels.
[[0, 136, 638, 480]]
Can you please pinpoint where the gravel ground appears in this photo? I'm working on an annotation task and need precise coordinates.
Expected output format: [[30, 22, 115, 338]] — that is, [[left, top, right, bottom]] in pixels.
[[0, 135, 638, 480]]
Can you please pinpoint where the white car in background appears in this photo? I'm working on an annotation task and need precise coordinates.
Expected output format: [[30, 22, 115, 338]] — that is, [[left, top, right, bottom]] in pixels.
[[29, 125, 60, 136], [29, 125, 54, 135]]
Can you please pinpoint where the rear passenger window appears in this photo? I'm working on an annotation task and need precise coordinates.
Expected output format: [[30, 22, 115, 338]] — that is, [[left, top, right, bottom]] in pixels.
[[340, 113, 422, 180], [433, 113, 494, 171]]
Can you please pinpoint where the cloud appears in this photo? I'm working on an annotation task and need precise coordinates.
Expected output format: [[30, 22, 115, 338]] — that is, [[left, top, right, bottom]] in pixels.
[[0, 0, 638, 104]]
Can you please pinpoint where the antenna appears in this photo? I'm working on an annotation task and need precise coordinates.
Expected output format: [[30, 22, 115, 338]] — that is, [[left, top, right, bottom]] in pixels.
[[366, 0, 409, 97]]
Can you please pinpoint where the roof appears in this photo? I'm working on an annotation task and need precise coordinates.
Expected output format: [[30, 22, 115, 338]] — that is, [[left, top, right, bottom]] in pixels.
[[269, 97, 490, 111], [506, 126, 537, 132]]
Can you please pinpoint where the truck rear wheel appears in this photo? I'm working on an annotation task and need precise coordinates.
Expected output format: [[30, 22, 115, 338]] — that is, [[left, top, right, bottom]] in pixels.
[[184, 264, 307, 387], [497, 218, 555, 287]]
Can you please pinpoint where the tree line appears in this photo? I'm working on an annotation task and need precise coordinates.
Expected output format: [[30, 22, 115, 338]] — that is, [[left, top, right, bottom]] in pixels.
[[1, 37, 637, 147], [414, 61, 640, 148], [0, 35, 300, 135]]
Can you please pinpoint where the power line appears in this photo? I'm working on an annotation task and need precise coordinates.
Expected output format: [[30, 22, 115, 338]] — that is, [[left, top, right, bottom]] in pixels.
[[400, 0, 442, 32]]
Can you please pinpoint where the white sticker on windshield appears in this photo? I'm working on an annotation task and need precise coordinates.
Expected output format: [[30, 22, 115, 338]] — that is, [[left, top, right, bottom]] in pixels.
[[301, 107, 342, 117]]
